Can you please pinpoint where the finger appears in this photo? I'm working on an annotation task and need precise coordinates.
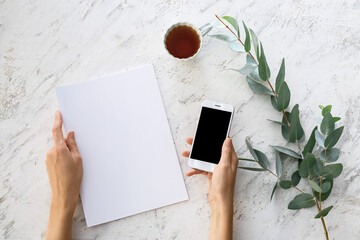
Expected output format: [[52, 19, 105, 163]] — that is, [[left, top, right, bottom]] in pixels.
[[186, 169, 207, 177], [186, 138, 193, 145], [52, 111, 65, 146], [181, 151, 190, 157], [219, 138, 234, 167], [66, 131, 80, 153], [232, 151, 239, 169]]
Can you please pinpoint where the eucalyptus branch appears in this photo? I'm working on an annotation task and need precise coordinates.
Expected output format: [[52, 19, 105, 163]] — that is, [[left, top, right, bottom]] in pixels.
[[209, 14, 345, 240]]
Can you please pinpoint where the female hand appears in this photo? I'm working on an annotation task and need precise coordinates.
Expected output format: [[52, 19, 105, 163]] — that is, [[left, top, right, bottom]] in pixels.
[[45, 111, 83, 240], [182, 137, 238, 240]]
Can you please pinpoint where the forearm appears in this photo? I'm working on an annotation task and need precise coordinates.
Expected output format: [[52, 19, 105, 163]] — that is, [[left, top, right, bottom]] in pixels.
[[45, 200, 75, 240], [209, 203, 234, 240]]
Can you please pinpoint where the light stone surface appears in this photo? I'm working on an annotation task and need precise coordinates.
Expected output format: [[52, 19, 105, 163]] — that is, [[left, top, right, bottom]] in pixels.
[[1, 0, 360, 239]]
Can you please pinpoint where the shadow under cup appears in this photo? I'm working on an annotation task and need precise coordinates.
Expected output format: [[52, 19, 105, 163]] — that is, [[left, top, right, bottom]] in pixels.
[[165, 24, 201, 59]]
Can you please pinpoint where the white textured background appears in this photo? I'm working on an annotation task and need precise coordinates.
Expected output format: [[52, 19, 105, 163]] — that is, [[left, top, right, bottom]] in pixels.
[[1, 0, 360, 239]]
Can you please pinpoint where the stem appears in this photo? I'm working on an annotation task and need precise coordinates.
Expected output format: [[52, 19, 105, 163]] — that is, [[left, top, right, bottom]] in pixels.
[[319, 148, 327, 209], [313, 190, 329, 240]]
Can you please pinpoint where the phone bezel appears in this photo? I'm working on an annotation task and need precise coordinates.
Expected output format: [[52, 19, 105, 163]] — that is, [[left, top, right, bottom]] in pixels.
[[188, 100, 234, 173]]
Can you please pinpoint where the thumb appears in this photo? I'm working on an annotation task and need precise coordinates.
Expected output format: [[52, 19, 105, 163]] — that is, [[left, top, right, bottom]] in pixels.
[[66, 131, 79, 153], [219, 138, 233, 166]]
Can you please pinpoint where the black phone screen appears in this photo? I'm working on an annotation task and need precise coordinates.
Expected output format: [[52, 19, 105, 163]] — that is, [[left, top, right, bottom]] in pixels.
[[190, 107, 232, 164]]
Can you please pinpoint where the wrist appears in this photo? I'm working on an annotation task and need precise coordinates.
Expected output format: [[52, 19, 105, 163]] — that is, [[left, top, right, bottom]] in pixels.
[[211, 199, 234, 216], [50, 197, 77, 218]]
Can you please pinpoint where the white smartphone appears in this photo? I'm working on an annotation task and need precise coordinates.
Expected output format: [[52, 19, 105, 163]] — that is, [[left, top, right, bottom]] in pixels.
[[188, 100, 234, 172]]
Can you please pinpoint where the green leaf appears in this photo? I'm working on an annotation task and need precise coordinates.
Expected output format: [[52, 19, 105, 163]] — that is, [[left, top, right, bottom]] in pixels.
[[333, 117, 341, 122], [321, 181, 331, 193], [271, 146, 301, 159], [320, 112, 335, 135], [320, 148, 340, 162], [315, 130, 325, 148], [258, 42, 271, 81], [324, 126, 344, 149], [242, 21, 251, 52], [299, 153, 316, 178], [322, 105, 332, 116], [267, 119, 287, 126], [308, 179, 322, 192], [315, 178, 333, 201], [239, 64, 257, 74], [246, 54, 257, 66], [249, 29, 259, 60], [222, 16, 240, 38], [228, 40, 245, 52], [270, 182, 278, 201], [289, 104, 304, 141], [238, 158, 257, 162], [237, 166, 267, 171], [314, 206, 333, 219], [319, 105, 324, 110], [302, 126, 317, 156], [288, 193, 316, 210], [270, 95, 279, 111], [281, 111, 294, 142], [245, 138, 258, 161], [248, 68, 262, 83], [276, 82, 291, 111], [320, 163, 343, 179], [275, 59, 285, 94], [279, 180, 292, 189], [254, 149, 270, 169], [291, 171, 301, 186], [275, 151, 282, 177], [312, 159, 323, 177], [209, 34, 235, 42], [246, 77, 273, 95]]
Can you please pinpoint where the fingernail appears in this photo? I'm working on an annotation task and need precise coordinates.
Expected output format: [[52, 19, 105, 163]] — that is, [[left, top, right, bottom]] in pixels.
[[225, 138, 232, 146]]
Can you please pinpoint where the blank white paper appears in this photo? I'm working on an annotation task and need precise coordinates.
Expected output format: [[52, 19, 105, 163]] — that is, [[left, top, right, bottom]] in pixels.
[[55, 64, 188, 227]]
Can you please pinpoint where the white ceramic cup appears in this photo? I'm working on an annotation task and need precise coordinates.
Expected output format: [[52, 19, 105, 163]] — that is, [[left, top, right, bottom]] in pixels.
[[164, 22, 212, 60]]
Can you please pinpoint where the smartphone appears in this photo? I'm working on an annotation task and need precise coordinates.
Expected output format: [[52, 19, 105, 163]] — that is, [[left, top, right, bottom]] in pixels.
[[188, 100, 234, 172]]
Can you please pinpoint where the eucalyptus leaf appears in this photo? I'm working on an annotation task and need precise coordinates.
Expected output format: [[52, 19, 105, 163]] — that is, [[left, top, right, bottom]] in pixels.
[[321, 181, 331, 193], [248, 68, 263, 83], [222, 16, 240, 37], [288, 193, 316, 210], [320, 148, 340, 162], [320, 163, 343, 179], [249, 29, 260, 60], [242, 21, 251, 52], [333, 117, 341, 122], [275, 151, 282, 177], [299, 153, 316, 178], [281, 112, 294, 142], [246, 53, 257, 66], [239, 64, 257, 74], [289, 104, 304, 141], [267, 119, 287, 126], [315, 130, 325, 148], [324, 126, 344, 149], [279, 180, 292, 189], [302, 126, 317, 156], [258, 42, 271, 81], [322, 105, 332, 116], [291, 171, 301, 186], [314, 206, 333, 219], [320, 112, 335, 135], [270, 95, 279, 111], [271, 146, 301, 159], [210, 19, 226, 28], [245, 138, 258, 161], [228, 40, 246, 52], [308, 179, 322, 192], [275, 59, 285, 94], [254, 149, 270, 169], [276, 82, 291, 111], [237, 166, 267, 171], [270, 182, 278, 201], [238, 158, 257, 162], [312, 159, 323, 177], [209, 34, 235, 42], [315, 178, 333, 201], [319, 105, 324, 110], [246, 77, 273, 95]]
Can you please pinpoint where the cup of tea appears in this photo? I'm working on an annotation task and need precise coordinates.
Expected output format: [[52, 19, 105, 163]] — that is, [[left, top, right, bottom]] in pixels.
[[164, 22, 212, 60]]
